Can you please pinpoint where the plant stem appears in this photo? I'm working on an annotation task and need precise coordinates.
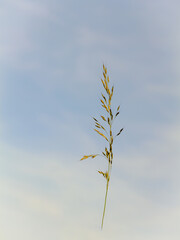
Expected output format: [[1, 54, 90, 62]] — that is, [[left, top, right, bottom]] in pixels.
[[101, 108, 113, 229], [101, 177, 109, 229], [101, 156, 112, 229]]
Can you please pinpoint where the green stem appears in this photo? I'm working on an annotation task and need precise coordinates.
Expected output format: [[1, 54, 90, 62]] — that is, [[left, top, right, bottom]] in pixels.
[[101, 96, 113, 229], [101, 161, 111, 229], [101, 178, 109, 229]]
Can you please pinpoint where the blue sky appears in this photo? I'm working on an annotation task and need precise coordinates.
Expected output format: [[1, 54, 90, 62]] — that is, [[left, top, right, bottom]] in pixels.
[[0, 0, 180, 239]]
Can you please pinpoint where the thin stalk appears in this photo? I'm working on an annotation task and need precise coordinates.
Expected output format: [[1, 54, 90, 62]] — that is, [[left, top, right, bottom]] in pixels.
[[81, 65, 123, 229], [101, 114, 112, 229], [101, 177, 109, 229]]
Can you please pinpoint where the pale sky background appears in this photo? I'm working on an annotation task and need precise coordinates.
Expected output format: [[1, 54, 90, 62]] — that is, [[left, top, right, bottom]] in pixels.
[[0, 0, 180, 239]]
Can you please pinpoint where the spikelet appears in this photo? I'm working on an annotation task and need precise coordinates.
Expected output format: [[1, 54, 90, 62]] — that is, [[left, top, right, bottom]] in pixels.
[[102, 104, 109, 113], [102, 151, 106, 157], [100, 125, 105, 131], [103, 64, 106, 71], [94, 129, 109, 142], [105, 79, 108, 90], [98, 171, 108, 179], [110, 136, 113, 145], [111, 85, 114, 95], [115, 112, 119, 117], [108, 98, 111, 107], [108, 88, 111, 95], [95, 121, 105, 131], [100, 99, 104, 105], [80, 154, 98, 161], [116, 128, 124, 136], [105, 147, 109, 158], [101, 93, 107, 103], [101, 79, 106, 89], [101, 116, 106, 121], [93, 117, 98, 122], [110, 109, 113, 120], [107, 117, 110, 125], [95, 122, 100, 126]]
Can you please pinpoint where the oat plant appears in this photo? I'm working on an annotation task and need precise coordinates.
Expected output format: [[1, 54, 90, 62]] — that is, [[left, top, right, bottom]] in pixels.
[[80, 64, 123, 229]]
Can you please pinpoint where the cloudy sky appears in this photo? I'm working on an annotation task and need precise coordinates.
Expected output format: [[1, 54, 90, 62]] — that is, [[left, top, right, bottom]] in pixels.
[[0, 0, 180, 239]]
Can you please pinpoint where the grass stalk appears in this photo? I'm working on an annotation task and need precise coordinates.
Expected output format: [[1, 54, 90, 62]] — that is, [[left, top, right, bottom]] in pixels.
[[80, 64, 123, 229], [101, 161, 111, 229]]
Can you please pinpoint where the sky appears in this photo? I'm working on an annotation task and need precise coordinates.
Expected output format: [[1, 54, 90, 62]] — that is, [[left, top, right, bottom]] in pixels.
[[0, 0, 180, 239]]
